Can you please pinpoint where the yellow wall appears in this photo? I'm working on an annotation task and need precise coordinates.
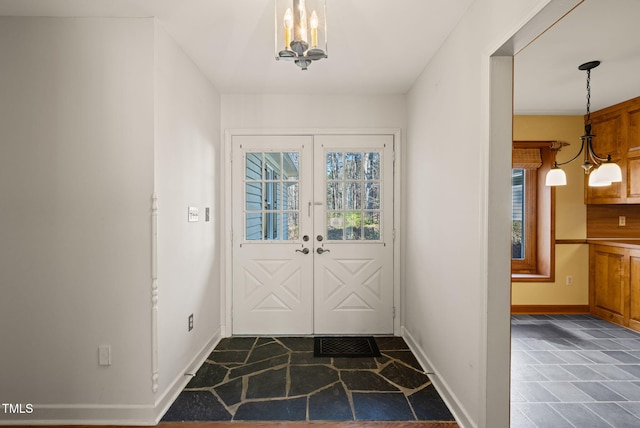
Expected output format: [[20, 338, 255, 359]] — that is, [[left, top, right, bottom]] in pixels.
[[512, 115, 589, 305]]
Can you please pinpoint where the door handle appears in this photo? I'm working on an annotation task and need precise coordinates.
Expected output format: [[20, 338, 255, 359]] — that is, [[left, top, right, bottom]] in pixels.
[[296, 248, 310, 254], [316, 248, 330, 254]]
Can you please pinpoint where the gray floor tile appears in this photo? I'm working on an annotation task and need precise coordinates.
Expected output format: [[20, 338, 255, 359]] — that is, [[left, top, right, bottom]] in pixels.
[[619, 402, 640, 418], [515, 403, 574, 428], [510, 407, 537, 428], [528, 350, 570, 365], [579, 350, 623, 364], [586, 403, 640, 428], [513, 350, 545, 365], [551, 350, 596, 364], [617, 364, 640, 379], [603, 350, 640, 363], [572, 382, 627, 401], [549, 403, 613, 428], [603, 381, 640, 401], [588, 364, 638, 380], [533, 365, 578, 381], [562, 365, 607, 381], [512, 366, 551, 382], [540, 381, 594, 403], [513, 382, 561, 402]]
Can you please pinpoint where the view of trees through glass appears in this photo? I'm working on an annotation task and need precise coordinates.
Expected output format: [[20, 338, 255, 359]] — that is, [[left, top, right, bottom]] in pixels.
[[326, 151, 382, 241]]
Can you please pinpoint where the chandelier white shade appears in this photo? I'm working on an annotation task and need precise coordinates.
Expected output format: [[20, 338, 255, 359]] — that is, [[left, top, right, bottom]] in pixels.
[[275, 0, 327, 70], [545, 166, 567, 186], [545, 61, 623, 187]]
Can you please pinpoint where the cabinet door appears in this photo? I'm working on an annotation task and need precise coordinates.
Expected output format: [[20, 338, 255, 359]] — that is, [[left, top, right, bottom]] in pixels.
[[590, 245, 628, 325], [586, 111, 625, 203], [629, 249, 640, 331], [626, 107, 640, 202]]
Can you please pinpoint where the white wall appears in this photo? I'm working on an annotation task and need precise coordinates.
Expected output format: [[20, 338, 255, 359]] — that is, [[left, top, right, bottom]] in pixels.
[[403, 1, 579, 427], [0, 17, 223, 425], [222, 94, 406, 130], [0, 17, 156, 422], [153, 22, 222, 414]]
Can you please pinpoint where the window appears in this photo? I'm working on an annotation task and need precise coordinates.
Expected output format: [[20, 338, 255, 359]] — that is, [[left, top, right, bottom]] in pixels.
[[245, 151, 300, 241], [511, 142, 556, 281]]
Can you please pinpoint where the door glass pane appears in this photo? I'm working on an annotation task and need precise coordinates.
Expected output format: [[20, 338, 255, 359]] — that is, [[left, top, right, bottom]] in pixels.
[[283, 182, 299, 210], [245, 150, 299, 241], [246, 212, 262, 240], [246, 153, 262, 180], [364, 212, 380, 240], [283, 152, 300, 180], [265, 152, 281, 179], [245, 182, 262, 211], [345, 182, 362, 210], [326, 182, 343, 210], [365, 182, 380, 209], [327, 212, 344, 240], [345, 152, 362, 180], [326, 152, 344, 180], [512, 168, 525, 259], [345, 212, 362, 240], [284, 212, 300, 240], [364, 152, 380, 180], [326, 150, 382, 241]]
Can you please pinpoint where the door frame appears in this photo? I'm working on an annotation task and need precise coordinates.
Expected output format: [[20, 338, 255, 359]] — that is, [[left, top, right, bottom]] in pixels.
[[221, 128, 403, 337]]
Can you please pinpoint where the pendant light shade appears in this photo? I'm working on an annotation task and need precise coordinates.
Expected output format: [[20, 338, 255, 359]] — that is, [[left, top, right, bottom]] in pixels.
[[588, 167, 611, 187], [545, 165, 567, 186], [596, 161, 622, 183]]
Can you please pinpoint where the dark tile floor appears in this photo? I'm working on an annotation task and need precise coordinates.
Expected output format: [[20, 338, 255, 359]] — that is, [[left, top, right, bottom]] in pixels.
[[163, 336, 456, 423], [512, 314, 640, 427]]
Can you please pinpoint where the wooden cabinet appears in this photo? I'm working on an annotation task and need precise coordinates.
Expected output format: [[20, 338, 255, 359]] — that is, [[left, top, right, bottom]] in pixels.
[[590, 242, 640, 332], [586, 96, 640, 204]]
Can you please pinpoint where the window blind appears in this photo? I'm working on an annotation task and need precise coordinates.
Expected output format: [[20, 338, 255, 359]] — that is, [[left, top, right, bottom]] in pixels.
[[512, 148, 542, 169]]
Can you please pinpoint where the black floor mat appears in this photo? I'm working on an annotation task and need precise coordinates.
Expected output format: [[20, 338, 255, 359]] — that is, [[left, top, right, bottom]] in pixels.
[[314, 336, 381, 358]]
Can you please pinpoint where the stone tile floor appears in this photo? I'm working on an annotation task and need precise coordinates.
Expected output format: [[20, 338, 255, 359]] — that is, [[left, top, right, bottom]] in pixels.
[[163, 336, 455, 423], [512, 314, 640, 427]]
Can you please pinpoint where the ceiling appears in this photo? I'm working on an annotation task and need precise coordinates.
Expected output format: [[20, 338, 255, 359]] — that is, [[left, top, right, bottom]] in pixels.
[[0, 0, 639, 113], [514, 0, 640, 115]]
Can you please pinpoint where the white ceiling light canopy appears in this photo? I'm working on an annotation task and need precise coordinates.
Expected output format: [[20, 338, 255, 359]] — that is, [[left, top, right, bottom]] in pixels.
[[275, 0, 327, 70], [545, 61, 623, 187]]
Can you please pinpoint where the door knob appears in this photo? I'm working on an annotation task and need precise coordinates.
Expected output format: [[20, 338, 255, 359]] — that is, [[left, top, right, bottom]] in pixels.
[[296, 248, 310, 254], [316, 248, 330, 254]]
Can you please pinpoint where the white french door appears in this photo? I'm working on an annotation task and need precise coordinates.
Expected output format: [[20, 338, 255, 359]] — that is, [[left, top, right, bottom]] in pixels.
[[231, 134, 394, 335]]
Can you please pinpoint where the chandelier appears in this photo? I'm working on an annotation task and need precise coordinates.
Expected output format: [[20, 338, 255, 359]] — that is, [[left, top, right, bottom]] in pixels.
[[545, 61, 623, 187], [275, 0, 327, 70]]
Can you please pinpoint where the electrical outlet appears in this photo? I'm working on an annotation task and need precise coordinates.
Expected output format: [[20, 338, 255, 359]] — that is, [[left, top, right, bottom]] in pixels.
[[566, 275, 573, 286], [619, 216, 626, 226], [188, 314, 194, 332]]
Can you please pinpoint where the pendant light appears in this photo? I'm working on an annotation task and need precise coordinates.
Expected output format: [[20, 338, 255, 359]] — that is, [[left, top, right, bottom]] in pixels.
[[275, 0, 327, 70], [545, 61, 623, 187]]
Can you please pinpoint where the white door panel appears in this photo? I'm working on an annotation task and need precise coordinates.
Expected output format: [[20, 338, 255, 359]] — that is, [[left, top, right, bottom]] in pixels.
[[232, 136, 313, 335], [232, 134, 393, 335], [313, 135, 394, 334]]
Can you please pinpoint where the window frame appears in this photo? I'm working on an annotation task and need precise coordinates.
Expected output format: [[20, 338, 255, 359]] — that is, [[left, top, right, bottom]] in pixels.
[[511, 141, 556, 282]]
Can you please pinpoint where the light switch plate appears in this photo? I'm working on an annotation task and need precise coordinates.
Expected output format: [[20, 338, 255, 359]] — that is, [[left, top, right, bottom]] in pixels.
[[188, 206, 199, 222]]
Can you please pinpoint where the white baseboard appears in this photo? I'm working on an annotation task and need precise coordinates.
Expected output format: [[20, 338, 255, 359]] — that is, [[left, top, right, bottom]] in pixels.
[[0, 329, 222, 426], [402, 326, 475, 428], [0, 404, 156, 426], [153, 327, 222, 423]]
